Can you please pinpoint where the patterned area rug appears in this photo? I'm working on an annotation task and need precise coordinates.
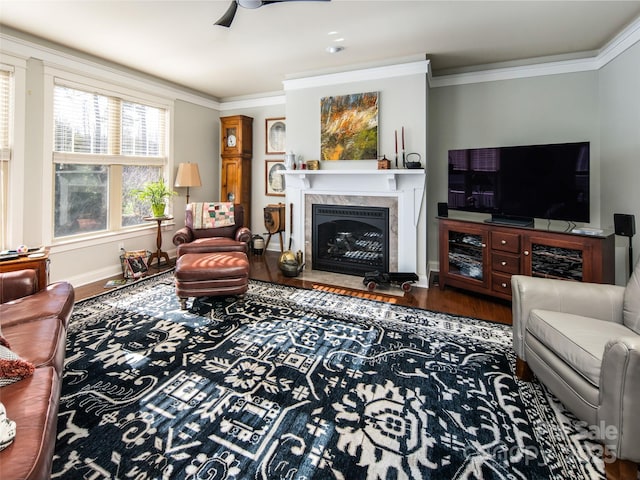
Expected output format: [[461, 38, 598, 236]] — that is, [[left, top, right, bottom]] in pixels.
[[53, 271, 604, 479]]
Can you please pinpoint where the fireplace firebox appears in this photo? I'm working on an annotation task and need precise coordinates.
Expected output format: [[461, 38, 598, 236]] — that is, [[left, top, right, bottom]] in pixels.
[[312, 204, 389, 275]]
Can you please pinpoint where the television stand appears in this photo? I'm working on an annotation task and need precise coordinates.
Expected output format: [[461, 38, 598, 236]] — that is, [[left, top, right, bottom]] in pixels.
[[438, 217, 615, 301], [485, 214, 534, 228]]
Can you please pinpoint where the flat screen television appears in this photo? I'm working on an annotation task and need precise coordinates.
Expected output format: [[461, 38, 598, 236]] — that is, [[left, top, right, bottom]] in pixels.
[[447, 141, 590, 225]]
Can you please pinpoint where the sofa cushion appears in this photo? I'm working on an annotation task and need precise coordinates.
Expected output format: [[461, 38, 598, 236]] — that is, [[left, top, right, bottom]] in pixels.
[[1, 316, 66, 371], [176, 237, 248, 256], [0, 366, 60, 480], [623, 260, 640, 334], [526, 309, 634, 387], [0, 282, 75, 329]]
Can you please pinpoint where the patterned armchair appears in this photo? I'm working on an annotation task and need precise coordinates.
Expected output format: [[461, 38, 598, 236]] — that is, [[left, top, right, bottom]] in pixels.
[[172, 203, 251, 256]]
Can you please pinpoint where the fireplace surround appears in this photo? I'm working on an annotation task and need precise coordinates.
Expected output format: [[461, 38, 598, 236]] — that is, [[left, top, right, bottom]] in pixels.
[[281, 169, 426, 285]]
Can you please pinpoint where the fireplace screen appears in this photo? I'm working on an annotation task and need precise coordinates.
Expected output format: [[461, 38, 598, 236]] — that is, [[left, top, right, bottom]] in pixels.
[[312, 204, 389, 275]]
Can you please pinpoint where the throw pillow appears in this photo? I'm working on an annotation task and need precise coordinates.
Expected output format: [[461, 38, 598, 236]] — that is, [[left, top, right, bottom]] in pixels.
[[0, 401, 16, 451], [623, 260, 640, 334], [0, 339, 35, 387]]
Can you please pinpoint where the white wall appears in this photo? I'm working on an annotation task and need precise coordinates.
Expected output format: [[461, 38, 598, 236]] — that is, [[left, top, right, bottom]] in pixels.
[[219, 101, 286, 236], [283, 65, 429, 280], [599, 41, 640, 282]]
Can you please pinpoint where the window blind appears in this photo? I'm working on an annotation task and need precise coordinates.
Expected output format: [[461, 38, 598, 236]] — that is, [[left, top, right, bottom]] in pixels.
[[53, 84, 167, 160], [0, 69, 11, 161]]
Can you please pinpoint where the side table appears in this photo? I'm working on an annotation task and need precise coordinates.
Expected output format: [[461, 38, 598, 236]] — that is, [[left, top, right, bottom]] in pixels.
[[144, 216, 173, 268], [0, 248, 50, 291]]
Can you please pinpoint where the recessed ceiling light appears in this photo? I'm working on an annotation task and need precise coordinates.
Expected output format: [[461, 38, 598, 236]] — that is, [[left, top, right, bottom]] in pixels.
[[326, 46, 345, 54]]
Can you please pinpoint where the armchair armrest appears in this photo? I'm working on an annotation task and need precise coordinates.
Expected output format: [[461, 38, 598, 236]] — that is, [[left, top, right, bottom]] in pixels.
[[598, 337, 640, 462], [0, 270, 38, 303], [173, 226, 195, 246], [235, 227, 252, 244], [511, 275, 625, 358]]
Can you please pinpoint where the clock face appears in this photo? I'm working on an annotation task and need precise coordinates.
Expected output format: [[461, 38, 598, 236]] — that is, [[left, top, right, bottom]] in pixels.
[[227, 134, 236, 147]]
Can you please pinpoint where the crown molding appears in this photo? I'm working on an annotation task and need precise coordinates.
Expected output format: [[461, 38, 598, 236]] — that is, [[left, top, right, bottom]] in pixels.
[[219, 94, 286, 111], [429, 15, 640, 88], [283, 60, 430, 91]]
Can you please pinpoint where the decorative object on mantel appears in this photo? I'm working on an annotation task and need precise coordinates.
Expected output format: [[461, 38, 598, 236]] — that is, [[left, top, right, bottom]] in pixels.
[[394, 129, 399, 168], [377, 155, 391, 170], [306, 160, 319, 170], [320, 91, 378, 161], [402, 126, 406, 167], [405, 152, 422, 169], [284, 151, 296, 170]]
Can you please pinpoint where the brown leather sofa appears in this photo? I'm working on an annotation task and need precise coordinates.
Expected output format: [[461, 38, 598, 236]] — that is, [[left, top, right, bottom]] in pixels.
[[0, 269, 75, 480], [172, 203, 251, 256]]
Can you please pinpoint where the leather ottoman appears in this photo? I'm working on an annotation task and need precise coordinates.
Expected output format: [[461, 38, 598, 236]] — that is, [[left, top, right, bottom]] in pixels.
[[175, 252, 250, 309]]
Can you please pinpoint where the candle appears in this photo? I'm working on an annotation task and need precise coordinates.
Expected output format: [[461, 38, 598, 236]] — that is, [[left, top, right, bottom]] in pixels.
[[395, 130, 398, 154], [402, 126, 405, 150]]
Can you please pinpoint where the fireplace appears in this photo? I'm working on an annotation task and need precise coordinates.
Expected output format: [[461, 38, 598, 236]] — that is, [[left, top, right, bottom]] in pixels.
[[281, 169, 426, 286], [312, 204, 389, 275]]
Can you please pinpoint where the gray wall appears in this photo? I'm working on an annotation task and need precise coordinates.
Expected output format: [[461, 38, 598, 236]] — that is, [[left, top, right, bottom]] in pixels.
[[428, 71, 603, 275], [172, 100, 220, 229], [599, 41, 640, 282]]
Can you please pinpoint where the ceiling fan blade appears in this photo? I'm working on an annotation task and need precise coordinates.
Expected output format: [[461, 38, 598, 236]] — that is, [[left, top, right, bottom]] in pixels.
[[214, 1, 238, 27], [216, 0, 329, 27]]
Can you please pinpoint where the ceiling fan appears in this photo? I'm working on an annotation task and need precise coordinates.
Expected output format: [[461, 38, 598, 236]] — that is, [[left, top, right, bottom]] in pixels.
[[215, 0, 330, 28]]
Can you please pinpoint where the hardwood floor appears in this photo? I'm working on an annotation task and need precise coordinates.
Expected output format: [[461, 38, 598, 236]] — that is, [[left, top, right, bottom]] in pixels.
[[74, 250, 512, 325]]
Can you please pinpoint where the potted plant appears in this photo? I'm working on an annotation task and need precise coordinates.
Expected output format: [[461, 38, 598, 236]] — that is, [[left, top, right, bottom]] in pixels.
[[134, 178, 176, 218]]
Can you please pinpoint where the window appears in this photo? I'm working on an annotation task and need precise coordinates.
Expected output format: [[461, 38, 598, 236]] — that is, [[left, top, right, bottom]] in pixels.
[[53, 84, 168, 239], [0, 68, 12, 249]]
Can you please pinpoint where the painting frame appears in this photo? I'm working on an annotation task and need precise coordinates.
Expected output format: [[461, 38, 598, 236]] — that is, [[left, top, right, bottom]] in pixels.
[[265, 159, 286, 196], [265, 117, 286, 154], [320, 91, 378, 161]]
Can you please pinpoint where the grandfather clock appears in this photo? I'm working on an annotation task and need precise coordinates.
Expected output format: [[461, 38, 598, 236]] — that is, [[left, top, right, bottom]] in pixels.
[[220, 115, 253, 225]]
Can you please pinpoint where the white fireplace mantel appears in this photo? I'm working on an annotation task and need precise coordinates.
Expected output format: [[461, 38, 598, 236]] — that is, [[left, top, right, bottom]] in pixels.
[[281, 168, 426, 284], [283, 169, 422, 192]]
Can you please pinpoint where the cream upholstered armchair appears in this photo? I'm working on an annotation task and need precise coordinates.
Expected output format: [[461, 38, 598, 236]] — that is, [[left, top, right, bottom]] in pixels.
[[512, 262, 640, 480], [172, 203, 251, 257]]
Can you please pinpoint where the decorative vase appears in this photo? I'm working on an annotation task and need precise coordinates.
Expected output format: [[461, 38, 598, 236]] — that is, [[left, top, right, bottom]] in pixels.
[[284, 152, 296, 170], [151, 203, 166, 218]]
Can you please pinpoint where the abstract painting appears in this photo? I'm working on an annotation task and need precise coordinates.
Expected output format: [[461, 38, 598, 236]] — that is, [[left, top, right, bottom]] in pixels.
[[321, 92, 378, 160]]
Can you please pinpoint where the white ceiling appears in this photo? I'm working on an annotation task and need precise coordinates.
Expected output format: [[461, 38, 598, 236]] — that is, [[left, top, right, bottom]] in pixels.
[[1, 1, 640, 99]]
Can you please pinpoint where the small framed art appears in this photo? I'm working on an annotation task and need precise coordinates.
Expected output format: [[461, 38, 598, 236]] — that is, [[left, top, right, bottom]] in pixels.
[[265, 159, 286, 196], [265, 117, 286, 154]]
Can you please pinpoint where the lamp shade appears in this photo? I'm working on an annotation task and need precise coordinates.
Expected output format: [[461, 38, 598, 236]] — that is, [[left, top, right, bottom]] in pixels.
[[174, 163, 202, 188]]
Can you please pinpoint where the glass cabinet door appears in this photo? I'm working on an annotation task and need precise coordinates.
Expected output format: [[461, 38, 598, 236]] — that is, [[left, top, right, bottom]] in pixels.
[[446, 227, 488, 286], [524, 236, 591, 281]]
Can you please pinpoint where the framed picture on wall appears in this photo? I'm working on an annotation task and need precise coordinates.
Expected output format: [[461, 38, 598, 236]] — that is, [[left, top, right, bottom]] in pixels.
[[265, 159, 286, 196], [266, 117, 286, 154]]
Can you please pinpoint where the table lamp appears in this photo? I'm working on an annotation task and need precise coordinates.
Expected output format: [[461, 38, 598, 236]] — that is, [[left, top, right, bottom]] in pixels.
[[174, 163, 202, 204]]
